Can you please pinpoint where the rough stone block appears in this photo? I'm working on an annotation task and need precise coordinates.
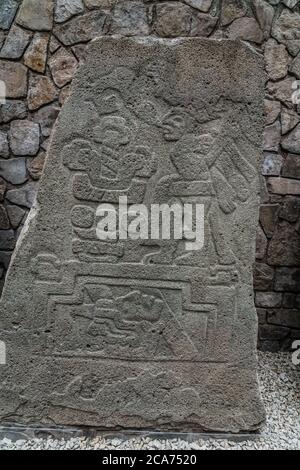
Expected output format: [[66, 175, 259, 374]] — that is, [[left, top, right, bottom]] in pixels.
[[0, 38, 265, 432], [49, 48, 78, 88], [255, 292, 282, 308], [111, 0, 149, 36], [6, 181, 37, 209], [24, 33, 49, 73], [53, 11, 108, 46], [264, 39, 290, 81], [0, 61, 27, 98], [259, 204, 279, 238], [16, 0, 54, 31], [262, 152, 282, 176], [9, 120, 40, 156], [0, 131, 9, 158], [0, 158, 27, 185], [267, 309, 300, 329], [275, 267, 300, 292], [268, 220, 300, 266], [253, 262, 274, 291], [0, 101, 27, 124], [0, 0, 20, 30], [282, 153, 300, 179], [282, 124, 300, 155], [272, 9, 300, 56], [28, 75, 57, 111], [264, 99, 281, 126], [0, 25, 32, 60], [279, 196, 300, 223], [268, 177, 300, 195]]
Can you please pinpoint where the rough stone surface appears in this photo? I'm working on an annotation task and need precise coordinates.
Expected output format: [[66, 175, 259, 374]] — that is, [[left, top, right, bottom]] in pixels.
[[268, 220, 300, 265], [154, 3, 195, 37], [153, 2, 217, 38], [49, 35, 60, 54], [256, 292, 282, 308], [0, 0, 19, 30], [32, 104, 60, 138], [262, 152, 283, 176], [9, 120, 40, 156], [0, 353, 298, 450], [0, 131, 9, 158], [264, 99, 281, 125], [226, 17, 264, 44], [49, 48, 78, 87], [267, 309, 300, 329], [290, 52, 300, 79], [272, 9, 300, 56], [53, 11, 108, 46], [0, 37, 265, 432], [0, 230, 15, 250], [254, 262, 274, 291], [0, 101, 27, 124], [263, 121, 281, 152], [0, 61, 27, 98], [84, 0, 115, 8], [27, 151, 46, 180], [59, 86, 72, 106], [221, 0, 247, 26], [183, 0, 213, 12], [268, 177, 300, 195], [259, 324, 289, 341], [260, 204, 279, 237], [0, 0, 297, 354], [0, 25, 32, 60], [282, 153, 300, 178], [0, 32, 4, 50], [16, 0, 54, 31], [282, 0, 298, 7], [279, 196, 300, 223], [256, 225, 268, 259], [264, 39, 290, 81], [7, 205, 26, 229], [281, 107, 300, 135], [282, 124, 300, 154], [28, 75, 57, 111], [72, 44, 88, 63], [5, 181, 37, 208], [24, 33, 49, 73], [252, 0, 274, 39], [267, 77, 295, 105], [190, 13, 218, 37], [275, 267, 300, 292], [0, 178, 6, 202], [55, 0, 84, 23], [111, 1, 149, 36], [0, 206, 9, 230], [0, 158, 27, 185]]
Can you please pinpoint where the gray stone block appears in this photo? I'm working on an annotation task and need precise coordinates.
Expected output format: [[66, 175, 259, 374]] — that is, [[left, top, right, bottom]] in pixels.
[[0, 37, 265, 432]]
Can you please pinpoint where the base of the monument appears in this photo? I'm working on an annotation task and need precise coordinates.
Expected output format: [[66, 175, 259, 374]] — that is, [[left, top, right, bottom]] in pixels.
[[0, 424, 262, 443]]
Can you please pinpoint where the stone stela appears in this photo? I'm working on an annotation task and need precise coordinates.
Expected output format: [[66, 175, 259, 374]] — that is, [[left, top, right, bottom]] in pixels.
[[0, 37, 265, 432]]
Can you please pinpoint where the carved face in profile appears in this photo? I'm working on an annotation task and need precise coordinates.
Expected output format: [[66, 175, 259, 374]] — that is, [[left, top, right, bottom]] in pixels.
[[161, 110, 187, 142]]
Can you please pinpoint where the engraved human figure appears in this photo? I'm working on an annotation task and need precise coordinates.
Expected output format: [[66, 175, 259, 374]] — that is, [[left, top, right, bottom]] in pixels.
[[51, 286, 197, 358], [63, 88, 157, 195], [150, 106, 256, 265]]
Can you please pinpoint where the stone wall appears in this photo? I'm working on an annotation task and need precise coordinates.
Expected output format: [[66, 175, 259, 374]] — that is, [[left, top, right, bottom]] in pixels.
[[0, 0, 300, 351]]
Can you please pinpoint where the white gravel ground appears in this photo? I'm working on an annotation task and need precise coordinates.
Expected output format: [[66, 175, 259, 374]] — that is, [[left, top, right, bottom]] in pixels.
[[0, 352, 299, 450]]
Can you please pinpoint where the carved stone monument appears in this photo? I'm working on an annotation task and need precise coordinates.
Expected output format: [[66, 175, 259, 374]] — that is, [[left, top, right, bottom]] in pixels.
[[0, 37, 265, 432]]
